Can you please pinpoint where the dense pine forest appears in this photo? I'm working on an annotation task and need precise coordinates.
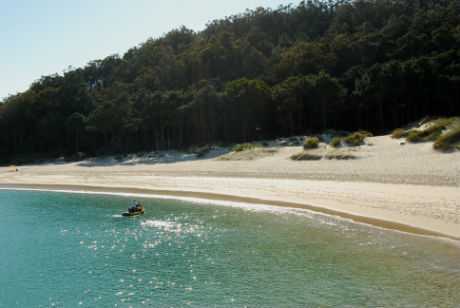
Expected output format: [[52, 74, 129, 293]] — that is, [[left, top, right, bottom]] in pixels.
[[1, 0, 459, 163]]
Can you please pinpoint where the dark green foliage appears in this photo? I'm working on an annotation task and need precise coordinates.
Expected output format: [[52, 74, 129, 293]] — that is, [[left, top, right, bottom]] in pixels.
[[404, 130, 421, 142], [232, 143, 257, 152], [357, 130, 373, 137], [224, 78, 272, 142], [303, 137, 319, 149], [330, 138, 342, 147], [0, 0, 459, 163], [343, 132, 367, 146], [391, 128, 405, 138], [406, 118, 458, 143], [433, 127, 460, 151]]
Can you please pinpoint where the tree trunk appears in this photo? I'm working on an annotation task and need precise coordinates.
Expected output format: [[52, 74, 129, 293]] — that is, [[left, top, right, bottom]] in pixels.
[[156, 133, 159, 152], [75, 132, 79, 153]]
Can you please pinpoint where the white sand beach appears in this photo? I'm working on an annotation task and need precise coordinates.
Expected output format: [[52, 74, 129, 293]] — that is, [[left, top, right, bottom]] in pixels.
[[1, 134, 459, 239]]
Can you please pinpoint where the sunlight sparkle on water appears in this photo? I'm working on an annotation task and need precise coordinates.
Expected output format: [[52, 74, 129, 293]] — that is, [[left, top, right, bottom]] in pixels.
[[0, 190, 458, 308]]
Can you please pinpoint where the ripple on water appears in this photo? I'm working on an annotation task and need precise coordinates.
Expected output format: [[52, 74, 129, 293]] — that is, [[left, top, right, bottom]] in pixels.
[[141, 219, 181, 231], [0, 189, 458, 308]]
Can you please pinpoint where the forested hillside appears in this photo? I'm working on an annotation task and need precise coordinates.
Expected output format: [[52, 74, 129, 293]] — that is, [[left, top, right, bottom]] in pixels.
[[1, 0, 459, 162]]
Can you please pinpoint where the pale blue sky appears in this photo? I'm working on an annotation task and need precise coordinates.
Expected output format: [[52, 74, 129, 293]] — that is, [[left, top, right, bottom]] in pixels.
[[0, 0, 296, 100]]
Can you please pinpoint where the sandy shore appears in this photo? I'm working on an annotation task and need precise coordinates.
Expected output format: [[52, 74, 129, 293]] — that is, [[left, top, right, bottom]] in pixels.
[[1, 135, 459, 239]]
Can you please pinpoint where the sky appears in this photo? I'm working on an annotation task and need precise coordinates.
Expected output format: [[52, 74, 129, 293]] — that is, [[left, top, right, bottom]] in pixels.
[[0, 0, 296, 100]]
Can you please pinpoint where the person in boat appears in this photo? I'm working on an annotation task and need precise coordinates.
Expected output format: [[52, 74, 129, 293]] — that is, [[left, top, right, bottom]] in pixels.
[[129, 200, 137, 213]]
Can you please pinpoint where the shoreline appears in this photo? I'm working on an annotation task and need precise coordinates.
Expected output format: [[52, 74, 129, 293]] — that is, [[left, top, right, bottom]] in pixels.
[[1, 183, 459, 241], [1, 134, 459, 241]]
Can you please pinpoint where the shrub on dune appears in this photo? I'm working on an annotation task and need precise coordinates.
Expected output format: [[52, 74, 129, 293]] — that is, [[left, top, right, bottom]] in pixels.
[[232, 143, 257, 152], [391, 128, 405, 138], [404, 130, 421, 142], [330, 138, 342, 147], [433, 127, 460, 152], [303, 137, 319, 149], [343, 132, 367, 146], [357, 130, 373, 137], [406, 118, 459, 143], [406, 127, 439, 142]]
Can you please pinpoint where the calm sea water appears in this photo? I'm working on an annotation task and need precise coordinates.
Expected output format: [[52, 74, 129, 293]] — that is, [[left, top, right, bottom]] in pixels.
[[0, 189, 459, 308]]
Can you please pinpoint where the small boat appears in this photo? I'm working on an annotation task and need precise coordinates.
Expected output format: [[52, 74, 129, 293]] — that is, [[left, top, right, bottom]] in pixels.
[[122, 208, 145, 216]]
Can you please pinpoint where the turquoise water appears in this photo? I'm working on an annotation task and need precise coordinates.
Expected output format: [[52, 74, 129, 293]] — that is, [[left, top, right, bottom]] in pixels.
[[0, 189, 459, 308]]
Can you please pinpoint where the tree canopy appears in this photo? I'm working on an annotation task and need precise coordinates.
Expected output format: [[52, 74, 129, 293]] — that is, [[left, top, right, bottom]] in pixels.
[[1, 0, 459, 163]]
